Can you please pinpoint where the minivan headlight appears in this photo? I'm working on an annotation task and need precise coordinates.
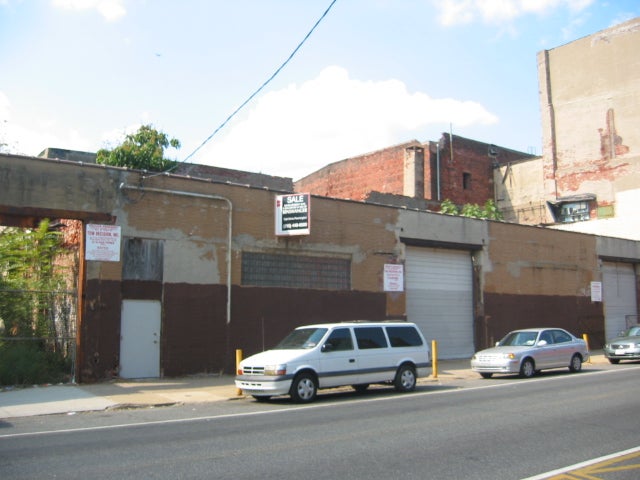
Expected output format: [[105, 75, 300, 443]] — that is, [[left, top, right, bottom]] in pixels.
[[264, 364, 287, 376]]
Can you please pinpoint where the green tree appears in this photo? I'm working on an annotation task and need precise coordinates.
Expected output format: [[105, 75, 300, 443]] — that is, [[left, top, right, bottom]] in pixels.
[[440, 199, 504, 221], [96, 124, 181, 172], [440, 199, 459, 215], [0, 220, 72, 385]]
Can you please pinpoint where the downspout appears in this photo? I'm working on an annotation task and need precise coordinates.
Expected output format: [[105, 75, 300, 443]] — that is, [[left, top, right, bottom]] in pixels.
[[119, 183, 233, 325]]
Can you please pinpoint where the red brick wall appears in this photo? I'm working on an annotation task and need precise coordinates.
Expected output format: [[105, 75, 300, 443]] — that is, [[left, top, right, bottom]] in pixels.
[[295, 141, 420, 201], [296, 135, 534, 208]]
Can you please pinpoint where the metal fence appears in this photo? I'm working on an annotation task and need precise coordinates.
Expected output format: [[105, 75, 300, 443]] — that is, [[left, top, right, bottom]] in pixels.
[[0, 289, 77, 385]]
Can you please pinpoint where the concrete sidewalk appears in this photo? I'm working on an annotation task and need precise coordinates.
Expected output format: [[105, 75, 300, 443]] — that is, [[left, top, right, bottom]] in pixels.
[[0, 354, 607, 419]]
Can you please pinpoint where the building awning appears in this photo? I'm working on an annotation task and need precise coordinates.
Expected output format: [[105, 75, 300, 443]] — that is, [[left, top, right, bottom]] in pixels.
[[547, 193, 596, 205]]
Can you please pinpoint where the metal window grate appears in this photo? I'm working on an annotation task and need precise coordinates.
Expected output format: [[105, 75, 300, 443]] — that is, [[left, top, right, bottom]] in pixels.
[[242, 252, 350, 290]]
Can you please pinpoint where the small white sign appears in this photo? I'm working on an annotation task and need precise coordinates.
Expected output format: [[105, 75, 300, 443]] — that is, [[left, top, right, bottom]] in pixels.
[[384, 264, 404, 292], [86, 224, 121, 262], [590, 281, 602, 302]]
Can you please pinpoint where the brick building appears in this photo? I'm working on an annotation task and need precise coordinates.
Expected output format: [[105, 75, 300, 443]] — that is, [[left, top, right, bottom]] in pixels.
[[294, 134, 535, 209]]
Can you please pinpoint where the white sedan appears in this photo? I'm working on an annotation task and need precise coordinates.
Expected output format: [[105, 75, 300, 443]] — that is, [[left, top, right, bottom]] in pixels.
[[471, 328, 589, 379]]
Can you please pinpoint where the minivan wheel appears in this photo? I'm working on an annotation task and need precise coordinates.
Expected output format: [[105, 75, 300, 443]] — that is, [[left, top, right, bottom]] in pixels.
[[290, 373, 318, 403], [569, 354, 582, 372], [394, 364, 417, 392], [519, 358, 535, 378], [480, 372, 493, 379]]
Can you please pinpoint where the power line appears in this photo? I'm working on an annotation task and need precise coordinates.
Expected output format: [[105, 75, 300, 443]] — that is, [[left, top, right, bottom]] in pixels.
[[181, 0, 339, 164]]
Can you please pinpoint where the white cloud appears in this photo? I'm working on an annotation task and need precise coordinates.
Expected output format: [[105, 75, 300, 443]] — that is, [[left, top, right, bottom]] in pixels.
[[433, 0, 594, 26], [52, 0, 126, 22], [0, 90, 94, 155], [197, 66, 498, 180]]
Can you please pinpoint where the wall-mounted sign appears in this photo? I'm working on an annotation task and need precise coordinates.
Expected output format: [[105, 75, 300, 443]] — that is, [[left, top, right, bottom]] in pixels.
[[275, 193, 310, 236], [590, 281, 602, 302], [384, 264, 404, 292], [86, 224, 121, 262]]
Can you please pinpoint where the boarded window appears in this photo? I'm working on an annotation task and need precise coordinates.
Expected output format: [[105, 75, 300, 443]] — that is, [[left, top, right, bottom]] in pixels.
[[241, 252, 350, 290], [122, 238, 163, 281]]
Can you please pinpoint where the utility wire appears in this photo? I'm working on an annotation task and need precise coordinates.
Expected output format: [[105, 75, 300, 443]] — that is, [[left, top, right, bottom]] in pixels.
[[181, 0, 339, 165]]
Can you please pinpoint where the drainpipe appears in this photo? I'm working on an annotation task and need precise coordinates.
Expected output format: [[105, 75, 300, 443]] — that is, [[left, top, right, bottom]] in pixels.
[[119, 183, 233, 325]]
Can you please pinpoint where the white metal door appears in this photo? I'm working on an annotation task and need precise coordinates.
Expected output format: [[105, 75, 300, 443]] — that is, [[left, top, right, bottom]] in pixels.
[[406, 247, 474, 359], [120, 300, 161, 378], [603, 262, 637, 341]]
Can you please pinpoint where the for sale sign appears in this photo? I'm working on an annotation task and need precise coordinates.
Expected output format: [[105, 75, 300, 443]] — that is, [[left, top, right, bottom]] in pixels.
[[86, 224, 121, 261], [275, 193, 310, 236]]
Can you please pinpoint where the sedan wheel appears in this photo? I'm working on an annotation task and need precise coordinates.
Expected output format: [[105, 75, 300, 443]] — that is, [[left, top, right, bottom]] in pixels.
[[290, 373, 317, 403], [608, 358, 620, 364], [519, 359, 535, 378], [569, 354, 582, 372]]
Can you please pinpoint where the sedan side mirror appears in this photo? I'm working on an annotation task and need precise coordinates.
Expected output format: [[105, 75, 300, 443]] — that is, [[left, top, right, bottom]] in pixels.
[[537, 340, 548, 346]]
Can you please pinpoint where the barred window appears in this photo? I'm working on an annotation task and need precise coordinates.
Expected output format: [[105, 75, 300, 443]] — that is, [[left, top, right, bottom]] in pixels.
[[242, 252, 350, 290]]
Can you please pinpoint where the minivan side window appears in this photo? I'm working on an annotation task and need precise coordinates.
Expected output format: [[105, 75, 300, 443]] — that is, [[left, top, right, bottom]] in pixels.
[[354, 327, 388, 349], [386, 326, 423, 347], [324, 328, 354, 351]]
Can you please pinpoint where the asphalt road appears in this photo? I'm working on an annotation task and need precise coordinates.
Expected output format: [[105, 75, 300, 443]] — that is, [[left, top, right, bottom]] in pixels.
[[2, 365, 640, 479]]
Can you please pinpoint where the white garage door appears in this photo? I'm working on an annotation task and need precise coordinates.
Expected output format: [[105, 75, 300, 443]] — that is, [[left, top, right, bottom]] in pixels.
[[406, 247, 474, 359], [603, 262, 637, 341]]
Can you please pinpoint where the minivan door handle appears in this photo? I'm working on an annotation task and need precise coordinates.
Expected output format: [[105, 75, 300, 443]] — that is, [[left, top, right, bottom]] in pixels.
[[349, 358, 356, 363]]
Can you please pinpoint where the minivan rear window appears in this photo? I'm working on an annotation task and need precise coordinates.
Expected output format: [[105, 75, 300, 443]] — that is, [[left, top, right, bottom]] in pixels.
[[386, 326, 423, 347], [354, 327, 388, 349]]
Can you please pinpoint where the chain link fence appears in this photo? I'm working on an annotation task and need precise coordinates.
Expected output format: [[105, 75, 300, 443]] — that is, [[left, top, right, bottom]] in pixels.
[[0, 289, 77, 385]]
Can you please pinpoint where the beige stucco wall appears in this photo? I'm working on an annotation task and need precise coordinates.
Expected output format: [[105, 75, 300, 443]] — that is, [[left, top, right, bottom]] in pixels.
[[538, 17, 640, 206]]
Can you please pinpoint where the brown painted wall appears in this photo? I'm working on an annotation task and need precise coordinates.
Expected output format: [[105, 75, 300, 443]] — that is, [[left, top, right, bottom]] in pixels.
[[480, 222, 605, 349]]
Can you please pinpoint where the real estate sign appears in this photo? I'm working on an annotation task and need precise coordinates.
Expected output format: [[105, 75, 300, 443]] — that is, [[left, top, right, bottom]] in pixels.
[[275, 193, 310, 236]]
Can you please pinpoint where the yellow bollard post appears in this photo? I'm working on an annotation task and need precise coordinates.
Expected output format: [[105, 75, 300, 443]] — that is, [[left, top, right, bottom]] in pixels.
[[432, 340, 438, 379], [235, 349, 243, 396], [582, 334, 591, 363]]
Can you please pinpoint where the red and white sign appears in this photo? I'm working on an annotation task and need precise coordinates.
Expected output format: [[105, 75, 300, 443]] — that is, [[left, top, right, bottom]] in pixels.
[[384, 264, 404, 292], [86, 224, 121, 262]]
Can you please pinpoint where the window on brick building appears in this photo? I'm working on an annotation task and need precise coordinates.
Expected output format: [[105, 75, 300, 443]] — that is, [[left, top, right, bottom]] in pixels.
[[241, 252, 350, 290], [463, 172, 472, 190]]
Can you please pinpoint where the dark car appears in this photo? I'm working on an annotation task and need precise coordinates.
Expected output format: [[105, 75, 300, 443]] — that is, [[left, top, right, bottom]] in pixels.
[[603, 325, 640, 364]]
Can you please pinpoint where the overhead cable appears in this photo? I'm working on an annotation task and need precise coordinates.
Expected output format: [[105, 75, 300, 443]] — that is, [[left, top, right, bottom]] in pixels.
[[181, 0, 339, 165]]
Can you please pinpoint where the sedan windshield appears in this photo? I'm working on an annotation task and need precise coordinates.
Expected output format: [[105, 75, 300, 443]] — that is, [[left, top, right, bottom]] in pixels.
[[623, 326, 640, 337], [499, 331, 538, 347], [274, 328, 328, 349]]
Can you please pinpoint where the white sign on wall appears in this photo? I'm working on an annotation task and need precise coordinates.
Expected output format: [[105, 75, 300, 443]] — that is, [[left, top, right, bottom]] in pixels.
[[86, 224, 121, 262], [384, 264, 404, 292], [590, 281, 602, 302]]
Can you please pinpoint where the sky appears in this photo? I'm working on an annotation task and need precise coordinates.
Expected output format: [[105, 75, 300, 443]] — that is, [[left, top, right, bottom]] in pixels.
[[1, 1, 639, 181]]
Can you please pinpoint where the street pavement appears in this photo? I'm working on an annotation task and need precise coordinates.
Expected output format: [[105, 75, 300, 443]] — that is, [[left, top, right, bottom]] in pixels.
[[0, 353, 608, 419]]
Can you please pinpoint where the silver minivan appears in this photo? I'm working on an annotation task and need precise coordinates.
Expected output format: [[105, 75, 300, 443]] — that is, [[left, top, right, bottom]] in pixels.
[[235, 321, 431, 403]]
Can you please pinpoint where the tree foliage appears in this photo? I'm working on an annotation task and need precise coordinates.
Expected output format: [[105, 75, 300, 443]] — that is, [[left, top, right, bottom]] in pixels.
[[0, 220, 74, 384], [440, 199, 504, 221], [96, 124, 181, 172]]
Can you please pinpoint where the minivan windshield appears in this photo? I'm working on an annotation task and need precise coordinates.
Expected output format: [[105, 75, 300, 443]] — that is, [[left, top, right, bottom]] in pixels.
[[274, 328, 328, 349]]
